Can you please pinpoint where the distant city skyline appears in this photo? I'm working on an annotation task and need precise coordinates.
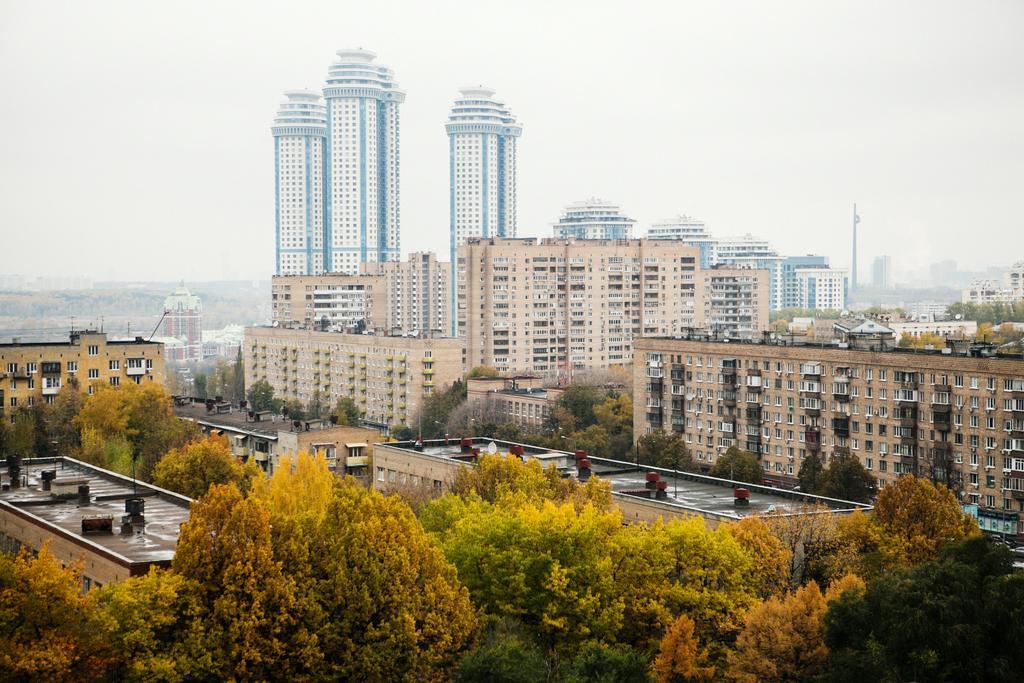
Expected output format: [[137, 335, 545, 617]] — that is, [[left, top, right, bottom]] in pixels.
[[1, 1, 1022, 281]]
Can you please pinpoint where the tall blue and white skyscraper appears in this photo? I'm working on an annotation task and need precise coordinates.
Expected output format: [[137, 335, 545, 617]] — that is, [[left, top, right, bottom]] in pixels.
[[447, 87, 521, 246], [323, 49, 404, 273], [272, 91, 326, 276], [446, 86, 521, 333]]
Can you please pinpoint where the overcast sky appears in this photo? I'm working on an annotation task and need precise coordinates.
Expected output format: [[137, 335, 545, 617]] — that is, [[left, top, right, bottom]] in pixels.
[[1, 0, 1021, 283]]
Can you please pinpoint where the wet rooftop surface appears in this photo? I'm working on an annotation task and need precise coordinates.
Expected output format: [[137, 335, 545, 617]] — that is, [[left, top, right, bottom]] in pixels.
[[381, 438, 865, 519], [174, 400, 293, 438], [0, 458, 191, 564]]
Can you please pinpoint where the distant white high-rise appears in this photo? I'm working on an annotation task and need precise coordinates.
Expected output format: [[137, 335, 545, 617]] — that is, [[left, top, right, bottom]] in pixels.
[[872, 255, 892, 289], [648, 216, 714, 268], [446, 86, 521, 333], [553, 199, 635, 240], [272, 91, 326, 276], [323, 49, 404, 273]]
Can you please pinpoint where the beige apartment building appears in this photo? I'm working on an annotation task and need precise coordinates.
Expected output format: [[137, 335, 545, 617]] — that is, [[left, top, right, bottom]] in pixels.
[[466, 375, 564, 428], [701, 267, 770, 339], [458, 237, 767, 377], [363, 251, 451, 335], [633, 335, 1024, 537], [173, 397, 383, 476], [271, 273, 388, 331], [272, 252, 450, 335], [245, 326, 464, 431], [0, 331, 166, 417]]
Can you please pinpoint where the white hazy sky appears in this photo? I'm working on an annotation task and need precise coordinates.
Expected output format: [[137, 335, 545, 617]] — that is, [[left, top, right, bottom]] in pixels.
[[1, 0, 1022, 282]]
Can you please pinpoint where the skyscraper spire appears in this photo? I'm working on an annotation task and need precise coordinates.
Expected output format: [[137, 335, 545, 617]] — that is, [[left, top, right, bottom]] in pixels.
[[851, 203, 861, 292]]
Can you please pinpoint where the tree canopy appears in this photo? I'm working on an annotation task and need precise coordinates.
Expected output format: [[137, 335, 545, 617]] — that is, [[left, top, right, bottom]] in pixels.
[[152, 434, 261, 499], [709, 446, 763, 485]]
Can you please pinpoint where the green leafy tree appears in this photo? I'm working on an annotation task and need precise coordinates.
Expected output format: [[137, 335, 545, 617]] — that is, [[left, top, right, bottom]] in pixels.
[[818, 452, 875, 503], [637, 431, 695, 471], [333, 396, 362, 426], [823, 537, 1024, 683], [193, 373, 208, 399], [440, 499, 625, 658], [246, 379, 281, 413], [562, 642, 651, 683], [281, 398, 306, 421], [456, 619, 548, 683], [797, 453, 824, 493], [417, 380, 468, 438], [709, 446, 763, 485], [467, 365, 502, 379], [551, 384, 607, 433]]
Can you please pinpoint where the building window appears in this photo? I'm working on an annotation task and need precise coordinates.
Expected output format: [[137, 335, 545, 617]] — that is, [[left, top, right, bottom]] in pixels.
[[88, 345, 99, 356], [109, 360, 120, 371], [377, 467, 385, 482], [109, 377, 120, 387], [68, 361, 78, 373], [88, 369, 99, 379], [26, 362, 36, 374]]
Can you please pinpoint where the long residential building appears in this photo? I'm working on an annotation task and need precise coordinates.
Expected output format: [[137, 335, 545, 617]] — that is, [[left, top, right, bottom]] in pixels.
[[457, 237, 769, 377], [633, 335, 1024, 537], [271, 251, 450, 335], [1, 331, 166, 416], [244, 327, 464, 430]]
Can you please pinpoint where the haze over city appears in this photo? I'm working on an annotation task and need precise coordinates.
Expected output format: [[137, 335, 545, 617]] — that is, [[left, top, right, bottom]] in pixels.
[[1, 0, 1021, 282]]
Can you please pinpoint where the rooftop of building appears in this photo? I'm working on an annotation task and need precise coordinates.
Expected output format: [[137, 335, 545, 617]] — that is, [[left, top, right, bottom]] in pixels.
[[0, 331, 162, 349], [172, 397, 359, 439], [0, 456, 191, 567], [637, 329, 1024, 362], [376, 438, 866, 520], [463, 236, 697, 249]]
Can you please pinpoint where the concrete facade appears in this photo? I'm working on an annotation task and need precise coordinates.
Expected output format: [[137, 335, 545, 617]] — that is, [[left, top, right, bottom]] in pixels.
[[174, 398, 384, 476], [0, 332, 166, 418], [459, 237, 763, 377], [244, 326, 464, 431], [633, 336, 1024, 536], [466, 376, 563, 428]]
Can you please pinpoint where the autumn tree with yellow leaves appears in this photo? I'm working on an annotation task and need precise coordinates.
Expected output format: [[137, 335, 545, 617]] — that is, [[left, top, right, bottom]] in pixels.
[[152, 433, 261, 498], [0, 546, 111, 682]]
